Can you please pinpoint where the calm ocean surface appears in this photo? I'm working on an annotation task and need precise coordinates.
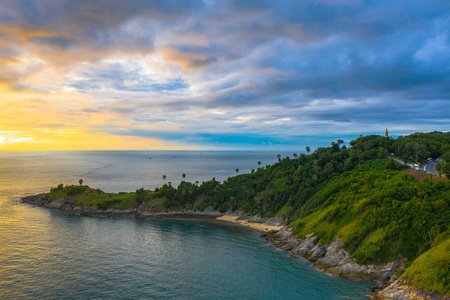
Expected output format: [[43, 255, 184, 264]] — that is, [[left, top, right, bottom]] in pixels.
[[0, 151, 373, 299]]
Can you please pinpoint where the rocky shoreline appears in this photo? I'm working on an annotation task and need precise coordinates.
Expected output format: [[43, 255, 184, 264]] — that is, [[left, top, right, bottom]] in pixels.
[[260, 228, 403, 282], [373, 278, 450, 300], [22, 193, 447, 300], [261, 228, 450, 300], [21, 193, 223, 219]]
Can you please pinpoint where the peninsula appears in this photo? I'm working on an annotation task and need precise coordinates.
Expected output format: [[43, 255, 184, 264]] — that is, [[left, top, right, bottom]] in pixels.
[[23, 132, 450, 299]]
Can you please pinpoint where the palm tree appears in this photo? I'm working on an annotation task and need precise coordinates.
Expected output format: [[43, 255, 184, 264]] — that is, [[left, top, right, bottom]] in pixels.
[[293, 153, 298, 158], [337, 139, 344, 146], [235, 168, 239, 175], [79, 179, 83, 186], [257, 161, 261, 168], [306, 146, 310, 154], [162, 175, 166, 184], [195, 181, 199, 186], [277, 154, 281, 161], [168, 182, 172, 187], [182, 173, 186, 180]]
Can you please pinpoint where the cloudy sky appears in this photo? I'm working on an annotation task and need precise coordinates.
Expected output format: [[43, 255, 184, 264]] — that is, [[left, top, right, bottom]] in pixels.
[[0, 0, 449, 150]]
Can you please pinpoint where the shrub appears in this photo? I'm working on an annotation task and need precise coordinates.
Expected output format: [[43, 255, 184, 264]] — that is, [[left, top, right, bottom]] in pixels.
[[66, 185, 86, 195]]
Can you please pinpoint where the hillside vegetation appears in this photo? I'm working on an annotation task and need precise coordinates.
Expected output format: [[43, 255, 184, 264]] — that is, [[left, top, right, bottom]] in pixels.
[[48, 132, 450, 295]]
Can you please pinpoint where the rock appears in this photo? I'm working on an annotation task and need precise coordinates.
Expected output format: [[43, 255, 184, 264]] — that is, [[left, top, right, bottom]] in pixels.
[[377, 278, 448, 300], [21, 193, 48, 205], [260, 227, 405, 284], [308, 244, 327, 261], [291, 237, 316, 257], [246, 215, 266, 223], [44, 197, 65, 208], [264, 219, 284, 226]]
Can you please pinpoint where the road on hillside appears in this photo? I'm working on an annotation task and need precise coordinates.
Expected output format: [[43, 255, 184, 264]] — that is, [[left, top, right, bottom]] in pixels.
[[423, 160, 438, 175], [388, 156, 439, 175], [390, 157, 405, 165]]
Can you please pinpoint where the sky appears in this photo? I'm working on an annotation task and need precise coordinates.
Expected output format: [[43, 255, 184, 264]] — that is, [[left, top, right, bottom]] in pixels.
[[0, 0, 449, 151]]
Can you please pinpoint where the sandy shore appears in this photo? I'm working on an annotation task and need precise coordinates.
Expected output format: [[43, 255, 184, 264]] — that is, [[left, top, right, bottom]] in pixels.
[[216, 215, 283, 231]]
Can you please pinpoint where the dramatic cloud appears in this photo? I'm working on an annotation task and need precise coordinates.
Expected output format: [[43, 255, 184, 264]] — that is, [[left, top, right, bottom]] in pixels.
[[0, 0, 449, 150]]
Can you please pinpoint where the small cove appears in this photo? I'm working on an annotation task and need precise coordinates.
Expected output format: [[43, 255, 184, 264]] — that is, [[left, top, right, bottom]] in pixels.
[[0, 151, 374, 299]]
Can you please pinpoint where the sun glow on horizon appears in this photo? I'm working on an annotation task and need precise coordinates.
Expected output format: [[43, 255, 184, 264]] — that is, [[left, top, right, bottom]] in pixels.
[[0, 1, 448, 151]]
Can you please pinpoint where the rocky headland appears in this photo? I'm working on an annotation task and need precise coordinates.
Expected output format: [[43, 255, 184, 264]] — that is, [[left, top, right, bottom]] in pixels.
[[21, 193, 222, 219], [22, 193, 447, 300]]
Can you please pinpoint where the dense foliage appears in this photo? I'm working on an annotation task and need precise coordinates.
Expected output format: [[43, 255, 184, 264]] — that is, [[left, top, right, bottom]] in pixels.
[[48, 132, 449, 295], [402, 237, 450, 295]]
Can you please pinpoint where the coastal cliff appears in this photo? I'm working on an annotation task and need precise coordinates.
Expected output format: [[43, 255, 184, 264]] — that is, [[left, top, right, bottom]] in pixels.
[[23, 192, 448, 300], [261, 228, 450, 300], [261, 228, 403, 282], [21, 133, 450, 299]]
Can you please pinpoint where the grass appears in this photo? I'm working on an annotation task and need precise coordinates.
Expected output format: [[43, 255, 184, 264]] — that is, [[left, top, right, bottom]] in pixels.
[[402, 237, 450, 295], [47, 184, 165, 211]]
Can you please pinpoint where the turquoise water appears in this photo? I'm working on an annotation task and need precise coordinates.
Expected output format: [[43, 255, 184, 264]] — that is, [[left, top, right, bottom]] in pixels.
[[0, 151, 373, 299]]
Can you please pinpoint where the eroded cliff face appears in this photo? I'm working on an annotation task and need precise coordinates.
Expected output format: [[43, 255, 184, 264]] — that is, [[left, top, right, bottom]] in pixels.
[[22, 194, 447, 300], [262, 228, 403, 281], [375, 278, 449, 300], [262, 228, 450, 300]]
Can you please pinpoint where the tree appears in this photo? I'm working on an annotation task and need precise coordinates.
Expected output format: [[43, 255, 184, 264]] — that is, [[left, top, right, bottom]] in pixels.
[[135, 188, 146, 205], [384, 158, 396, 170], [162, 175, 166, 184], [235, 168, 239, 175], [324, 162, 334, 174], [312, 174, 318, 185], [277, 154, 281, 161], [257, 161, 262, 168], [337, 139, 344, 146], [182, 173, 186, 180], [79, 179, 83, 186], [195, 181, 199, 186], [306, 146, 310, 154], [331, 142, 340, 152], [441, 163, 450, 179], [293, 153, 298, 158]]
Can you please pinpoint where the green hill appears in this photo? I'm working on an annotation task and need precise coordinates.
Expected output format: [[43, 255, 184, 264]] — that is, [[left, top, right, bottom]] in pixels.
[[45, 132, 450, 296]]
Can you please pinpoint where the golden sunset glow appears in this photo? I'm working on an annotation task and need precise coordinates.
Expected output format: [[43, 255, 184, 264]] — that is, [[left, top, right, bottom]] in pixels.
[[1, 1, 449, 150]]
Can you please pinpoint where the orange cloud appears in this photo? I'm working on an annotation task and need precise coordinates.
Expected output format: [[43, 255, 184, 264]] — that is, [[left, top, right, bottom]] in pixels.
[[160, 47, 214, 70]]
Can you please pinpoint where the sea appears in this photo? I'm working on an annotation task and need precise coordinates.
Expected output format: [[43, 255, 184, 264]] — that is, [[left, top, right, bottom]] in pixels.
[[0, 151, 374, 299]]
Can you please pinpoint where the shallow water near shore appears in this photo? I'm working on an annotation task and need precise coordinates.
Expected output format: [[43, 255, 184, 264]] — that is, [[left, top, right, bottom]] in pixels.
[[0, 151, 373, 299]]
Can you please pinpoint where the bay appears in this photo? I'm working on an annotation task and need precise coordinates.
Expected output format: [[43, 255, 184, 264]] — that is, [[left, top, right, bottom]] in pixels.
[[0, 151, 373, 299]]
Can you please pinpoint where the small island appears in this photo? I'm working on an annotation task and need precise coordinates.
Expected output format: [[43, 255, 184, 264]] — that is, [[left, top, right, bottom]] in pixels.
[[23, 132, 450, 300]]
